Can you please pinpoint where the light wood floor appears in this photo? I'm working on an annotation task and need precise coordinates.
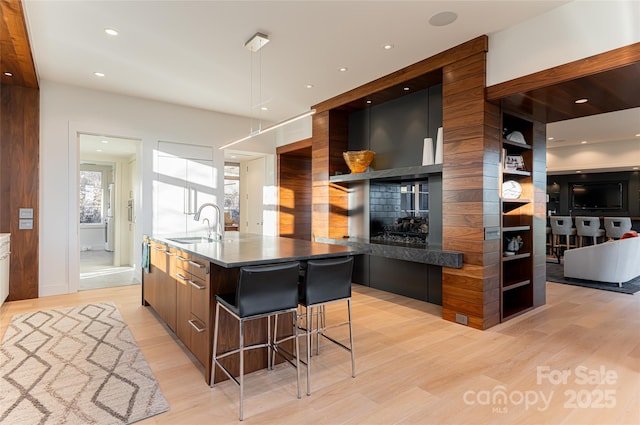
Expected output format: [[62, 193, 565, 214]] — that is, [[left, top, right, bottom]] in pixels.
[[1, 282, 639, 424]]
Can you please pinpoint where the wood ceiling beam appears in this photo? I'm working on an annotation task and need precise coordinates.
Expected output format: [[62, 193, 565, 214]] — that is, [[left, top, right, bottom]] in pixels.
[[1, 0, 38, 88]]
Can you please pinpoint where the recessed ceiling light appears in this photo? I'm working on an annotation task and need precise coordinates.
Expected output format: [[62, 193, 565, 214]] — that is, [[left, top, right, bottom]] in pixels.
[[96, 149, 103, 152], [260, 106, 268, 111], [576, 170, 582, 173], [635, 133, 640, 137], [101, 140, 109, 144], [383, 44, 394, 50], [104, 28, 119, 36], [581, 140, 588, 144], [338, 67, 348, 72], [403, 87, 410, 91], [366, 100, 372, 104], [231, 155, 237, 159], [305, 84, 314, 89], [429, 11, 458, 27], [633, 167, 639, 170], [574, 98, 588, 104], [548, 137, 554, 140], [3, 72, 12, 77], [94, 72, 105, 77]]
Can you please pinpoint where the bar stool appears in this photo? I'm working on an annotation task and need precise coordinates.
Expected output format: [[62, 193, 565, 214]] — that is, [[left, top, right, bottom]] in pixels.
[[575, 216, 606, 247], [604, 217, 632, 240], [272, 256, 355, 396], [550, 216, 576, 258], [299, 256, 355, 396], [211, 262, 301, 421]]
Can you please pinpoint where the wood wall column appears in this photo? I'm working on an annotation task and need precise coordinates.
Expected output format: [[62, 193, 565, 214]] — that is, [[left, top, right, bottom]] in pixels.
[[312, 110, 349, 239], [441, 52, 501, 330], [0, 84, 40, 301]]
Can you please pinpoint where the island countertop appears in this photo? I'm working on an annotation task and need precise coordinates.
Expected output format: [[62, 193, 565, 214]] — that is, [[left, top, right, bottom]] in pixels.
[[148, 232, 370, 268]]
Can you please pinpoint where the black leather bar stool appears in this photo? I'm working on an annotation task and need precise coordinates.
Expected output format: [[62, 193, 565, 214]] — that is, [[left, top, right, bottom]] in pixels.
[[210, 262, 301, 421], [297, 256, 355, 396]]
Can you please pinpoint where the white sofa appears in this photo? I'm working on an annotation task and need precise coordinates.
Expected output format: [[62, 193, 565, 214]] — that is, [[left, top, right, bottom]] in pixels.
[[564, 236, 640, 287]]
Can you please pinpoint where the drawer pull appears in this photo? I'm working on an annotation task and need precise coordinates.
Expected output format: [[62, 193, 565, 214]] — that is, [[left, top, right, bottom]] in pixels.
[[188, 260, 204, 268], [152, 246, 164, 251], [188, 319, 206, 333], [175, 273, 188, 281], [189, 280, 206, 290], [164, 250, 172, 256], [175, 255, 188, 262]]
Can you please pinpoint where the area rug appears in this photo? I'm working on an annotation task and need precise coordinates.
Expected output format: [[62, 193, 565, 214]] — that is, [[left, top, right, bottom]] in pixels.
[[546, 262, 640, 294], [0, 302, 169, 424]]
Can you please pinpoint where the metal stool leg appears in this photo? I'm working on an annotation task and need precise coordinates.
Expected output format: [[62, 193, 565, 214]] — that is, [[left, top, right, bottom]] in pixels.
[[347, 298, 355, 378], [239, 319, 244, 421], [210, 302, 221, 387]]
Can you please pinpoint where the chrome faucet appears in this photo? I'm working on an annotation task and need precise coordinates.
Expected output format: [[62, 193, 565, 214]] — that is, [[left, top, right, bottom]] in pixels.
[[194, 203, 224, 241]]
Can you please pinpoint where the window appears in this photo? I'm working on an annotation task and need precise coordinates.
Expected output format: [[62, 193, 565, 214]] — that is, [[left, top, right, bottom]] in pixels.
[[224, 163, 240, 227], [80, 170, 103, 224]]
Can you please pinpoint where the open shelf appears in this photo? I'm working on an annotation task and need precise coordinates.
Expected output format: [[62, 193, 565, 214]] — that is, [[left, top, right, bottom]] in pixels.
[[502, 252, 530, 262], [502, 139, 531, 150], [502, 279, 531, 292], [503, 226, 530, 232], [329, 164, 442, 183], [503, 169, 531, 177]]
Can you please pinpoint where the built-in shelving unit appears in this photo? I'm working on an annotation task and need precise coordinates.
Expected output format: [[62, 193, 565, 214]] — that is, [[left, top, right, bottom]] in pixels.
[[329, 164, 442, 184], [500, 113, 536, 321]]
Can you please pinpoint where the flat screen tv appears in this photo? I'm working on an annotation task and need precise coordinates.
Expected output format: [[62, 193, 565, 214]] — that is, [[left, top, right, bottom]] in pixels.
[[571, 182, 623, 210]]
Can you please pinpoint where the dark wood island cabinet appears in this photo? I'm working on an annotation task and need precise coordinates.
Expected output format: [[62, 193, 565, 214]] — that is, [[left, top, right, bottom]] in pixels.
[[143, 233, 367, 384]]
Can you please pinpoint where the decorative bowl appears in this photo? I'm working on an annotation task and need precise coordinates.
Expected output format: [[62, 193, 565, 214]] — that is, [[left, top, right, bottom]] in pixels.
[[343, 150, 375, 173]]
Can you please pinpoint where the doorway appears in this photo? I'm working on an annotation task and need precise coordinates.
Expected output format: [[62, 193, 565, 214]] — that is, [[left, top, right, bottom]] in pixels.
[[78, 134, 140, 290]]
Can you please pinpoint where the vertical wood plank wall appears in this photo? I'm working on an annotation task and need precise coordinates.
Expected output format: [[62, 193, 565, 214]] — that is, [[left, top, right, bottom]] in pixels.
[[277, 139, 312, 240], [0, 84, 40, 301]]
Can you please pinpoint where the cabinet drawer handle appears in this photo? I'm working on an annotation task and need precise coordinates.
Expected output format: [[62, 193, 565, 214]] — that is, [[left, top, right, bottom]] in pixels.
[[175, 255, 188, 262], [188, 319, 206, 333], [152, 246, 164, 251], [175, 273, 188, 281], [188, 260, 204, 268], [164, 250, 172, 256], [188, 280, 206, 290]]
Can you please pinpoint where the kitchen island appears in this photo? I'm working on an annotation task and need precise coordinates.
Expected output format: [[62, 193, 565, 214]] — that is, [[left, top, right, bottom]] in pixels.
[[143, 232, 368, 384]]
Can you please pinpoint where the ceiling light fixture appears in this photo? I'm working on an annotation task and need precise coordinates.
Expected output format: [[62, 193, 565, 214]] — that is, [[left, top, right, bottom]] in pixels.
[[219, 32, 315, 150], [96, 149, 103, 152], [635, 133, 640, 137], [101, 140, 109, 144], [429, 11, 458, 27], [339, 67, 348, 72], [633, 167, 639, 170], [383, 44, 394, 50], [366, 100, 372, 104], [574, 98, 588, 104], [305, 84, 314, 89], [94, 72, 105, 77], [581, 140, 588, 144], [403, 87, 410, 91], [576, 170, 582, 173], [219, 109, 316, 150], [548, 137, 554, 140], [3, 72, 12, 77], [104, 28, 119, 36]]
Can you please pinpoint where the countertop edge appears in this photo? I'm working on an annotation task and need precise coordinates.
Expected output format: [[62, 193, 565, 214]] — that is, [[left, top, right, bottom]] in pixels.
[[316, 237, 464, 269]]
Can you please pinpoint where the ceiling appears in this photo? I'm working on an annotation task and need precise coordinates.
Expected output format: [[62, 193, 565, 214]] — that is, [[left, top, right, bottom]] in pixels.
[[17, 0, 569, 124], [3, 1, 637, 163]]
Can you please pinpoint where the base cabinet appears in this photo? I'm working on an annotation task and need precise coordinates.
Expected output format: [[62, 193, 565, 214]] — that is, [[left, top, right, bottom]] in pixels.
[[172, 249, 211, 370], [145, 242, 176, 331]]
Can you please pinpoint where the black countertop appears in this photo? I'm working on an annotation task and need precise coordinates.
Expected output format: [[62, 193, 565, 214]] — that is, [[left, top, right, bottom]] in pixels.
[[148, 233, 370, 268], [315, 236, 464, 269]]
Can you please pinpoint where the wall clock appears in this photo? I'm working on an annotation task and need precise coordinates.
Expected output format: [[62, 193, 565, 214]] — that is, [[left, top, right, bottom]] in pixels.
[[502, 180, 523, 200]]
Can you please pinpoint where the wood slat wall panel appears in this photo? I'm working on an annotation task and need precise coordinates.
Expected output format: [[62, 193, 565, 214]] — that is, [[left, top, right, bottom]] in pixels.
[[0, 84, 39, 301]]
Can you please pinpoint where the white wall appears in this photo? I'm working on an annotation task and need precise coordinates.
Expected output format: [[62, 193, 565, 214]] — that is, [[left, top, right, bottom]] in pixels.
[[487, 0, 640, 86], [547, 140, 640, 174], [39, 81, 270, 296]]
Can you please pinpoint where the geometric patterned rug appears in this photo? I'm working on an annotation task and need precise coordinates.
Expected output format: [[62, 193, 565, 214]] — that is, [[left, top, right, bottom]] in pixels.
[[0, 302, 169, 424]]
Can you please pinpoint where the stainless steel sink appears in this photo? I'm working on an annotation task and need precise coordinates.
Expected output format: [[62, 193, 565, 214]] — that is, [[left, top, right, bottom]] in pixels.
[[167, 236, 218, 244]]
